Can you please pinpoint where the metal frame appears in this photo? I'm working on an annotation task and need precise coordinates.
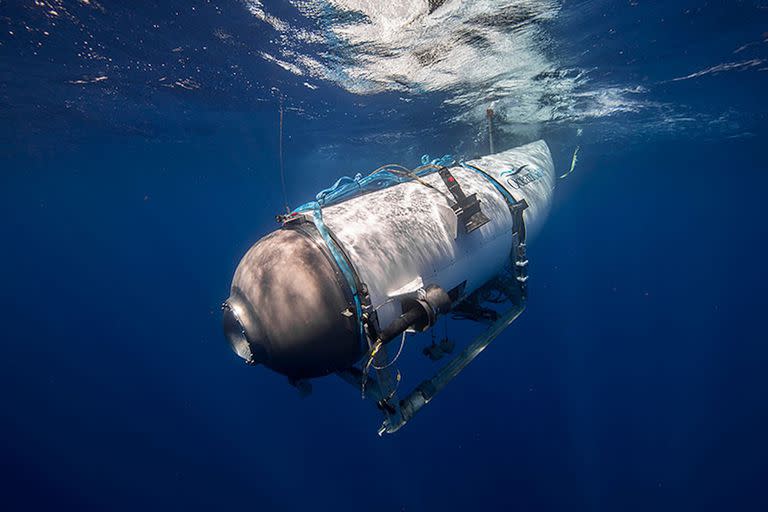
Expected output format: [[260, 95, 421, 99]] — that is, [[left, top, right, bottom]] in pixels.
[[337, 296, 526, 435], [337, 215, 530, 435]]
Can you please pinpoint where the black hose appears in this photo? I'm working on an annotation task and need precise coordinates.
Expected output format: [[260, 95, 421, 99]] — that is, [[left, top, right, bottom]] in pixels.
[[379, 306, 428, 345]]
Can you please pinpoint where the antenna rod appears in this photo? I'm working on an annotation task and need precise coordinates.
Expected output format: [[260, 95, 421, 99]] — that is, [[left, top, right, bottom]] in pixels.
[[279, 97, 290, 214], [486, 107, 495, 154]]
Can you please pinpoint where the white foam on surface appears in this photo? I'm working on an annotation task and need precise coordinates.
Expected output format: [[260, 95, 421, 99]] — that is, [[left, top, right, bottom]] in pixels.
[[244, 0, 653, 129]]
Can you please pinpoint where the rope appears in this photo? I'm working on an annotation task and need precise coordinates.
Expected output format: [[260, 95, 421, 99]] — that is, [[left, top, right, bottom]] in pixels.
[[278, 97, 290, 213], [385, 369, 402, 401], [559, 129, 582, 180], [360, 328, 409, 398], [420, 154, 455, 168], [375, 164, 453, 202], [372, 331, 407, 370], [486, 108, 495, 154], [292, 156, 456, 214], [360, 339, 383, 398], [559, 145, 580, 179]]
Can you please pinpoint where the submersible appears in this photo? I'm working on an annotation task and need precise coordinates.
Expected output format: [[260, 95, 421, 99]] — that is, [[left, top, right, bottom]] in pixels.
[[223, 140, 555, 433]]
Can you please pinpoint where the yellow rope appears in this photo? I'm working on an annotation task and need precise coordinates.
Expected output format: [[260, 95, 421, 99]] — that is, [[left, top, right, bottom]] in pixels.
[[559, 145, 580, 179]]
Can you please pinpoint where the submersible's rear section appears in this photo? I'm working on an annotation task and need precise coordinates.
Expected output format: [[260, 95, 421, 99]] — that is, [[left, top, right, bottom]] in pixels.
[[223, 140, 556, 429]]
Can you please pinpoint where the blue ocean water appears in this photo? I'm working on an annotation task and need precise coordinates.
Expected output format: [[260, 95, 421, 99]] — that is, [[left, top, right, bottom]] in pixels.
[[2, 1, 767, 510]]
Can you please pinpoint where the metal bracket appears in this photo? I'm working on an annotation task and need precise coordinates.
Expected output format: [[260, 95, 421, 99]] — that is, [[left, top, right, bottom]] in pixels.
[[438, 167, 490, 233]]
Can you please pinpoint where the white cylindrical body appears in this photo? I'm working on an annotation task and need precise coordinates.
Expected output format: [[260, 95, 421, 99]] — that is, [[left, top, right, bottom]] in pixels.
[[322, 140, 555, 329]]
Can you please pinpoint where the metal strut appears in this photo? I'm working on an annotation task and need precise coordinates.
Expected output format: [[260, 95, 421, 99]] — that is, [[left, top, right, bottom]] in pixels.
[[337, 298, 526, 435], [384, 300, 526, 434]]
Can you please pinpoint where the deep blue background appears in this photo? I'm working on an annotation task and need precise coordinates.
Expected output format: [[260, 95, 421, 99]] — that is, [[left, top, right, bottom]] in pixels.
[[2, 1, 768, 511]]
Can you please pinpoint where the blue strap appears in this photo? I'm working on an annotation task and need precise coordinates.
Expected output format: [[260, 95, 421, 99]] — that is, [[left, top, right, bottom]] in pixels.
[[304, 203, 366, 347], [461, 162, 518, 206]]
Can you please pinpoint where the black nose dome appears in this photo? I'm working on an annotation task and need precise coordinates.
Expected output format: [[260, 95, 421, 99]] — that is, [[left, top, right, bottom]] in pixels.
[[223, 227, 363, 379]]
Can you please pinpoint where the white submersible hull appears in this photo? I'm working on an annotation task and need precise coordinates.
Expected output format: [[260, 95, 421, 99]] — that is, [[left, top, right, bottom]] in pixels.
[[223, 140, 555, 432]]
